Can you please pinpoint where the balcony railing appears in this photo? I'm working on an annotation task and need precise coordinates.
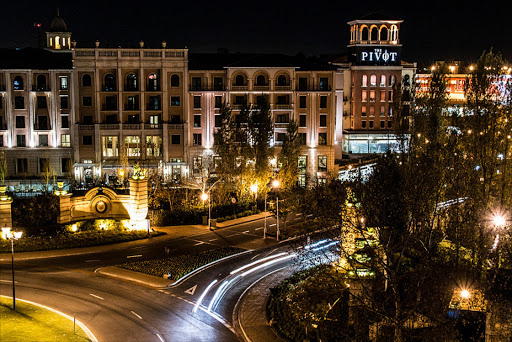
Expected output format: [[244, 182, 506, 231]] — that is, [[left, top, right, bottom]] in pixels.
[[100, 123, 120, 130], [146, 105, 162, 111], [189, 86, 226, 91], [275, 85, 291, 91], [34, 124, 52, 131], [79, 124, 95, 131], [296, 86, 332, 91], [275, 122, 289, 128], [274, 104, 292, 110], [102, 105, 118, 111], [122, 123, 141, 130], [231, 85, 248, 91], [168, 124, 184, 130], [253, 85, 269, 91], [144, 123, 163, 129], [32, 86, 50, 92]]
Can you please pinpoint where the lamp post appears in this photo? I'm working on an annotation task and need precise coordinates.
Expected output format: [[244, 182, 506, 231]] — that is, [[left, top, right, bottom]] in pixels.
[[272, 180, 280, 241], [250, 184, 258, 206], [7, 230, 23, 311], [491, 213, 506, 251], [201, 192, 210, 230]]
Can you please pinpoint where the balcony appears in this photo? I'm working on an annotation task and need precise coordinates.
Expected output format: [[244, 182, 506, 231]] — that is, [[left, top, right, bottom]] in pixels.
[[254, 85, 270, 91], [32, 86, 50, 92], [124, 105, 140, 111], [102, 104, 118, 111], [189, 86, 226, 91], [34, 123, 51, 131], [168, 123, 184, 130], [99, 123, 120, 130], [274, 104, 292, 110], [122, 123, 141, 130], [296, 86, 332, 92], [275, 122, 289, 128], [144, 123, 163, 130], [275, 85, 291, 91], [79, 124, 95, 131], [231, 85, 248, 91], [146, 105, 162, 111]]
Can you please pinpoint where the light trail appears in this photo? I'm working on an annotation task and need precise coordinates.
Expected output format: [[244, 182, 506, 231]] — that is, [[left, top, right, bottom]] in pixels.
[[193, 279, 218, 313]]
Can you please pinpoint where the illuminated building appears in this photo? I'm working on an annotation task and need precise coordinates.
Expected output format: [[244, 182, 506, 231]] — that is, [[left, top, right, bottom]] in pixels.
[[330, 15, 416, 156]]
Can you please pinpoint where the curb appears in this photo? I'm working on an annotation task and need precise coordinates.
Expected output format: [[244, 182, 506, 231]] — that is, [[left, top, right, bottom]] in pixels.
[[0, 295, 98, 342]]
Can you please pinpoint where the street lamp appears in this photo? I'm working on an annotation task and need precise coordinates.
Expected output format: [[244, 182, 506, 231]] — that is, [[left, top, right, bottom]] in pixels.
[[272, 180, 281, 241], [6, 229, 23, 311], [250, 184, 258, 204], [491, 213, 506, 251], [264, 180, 280, 240], [201, 192, 211, 230]]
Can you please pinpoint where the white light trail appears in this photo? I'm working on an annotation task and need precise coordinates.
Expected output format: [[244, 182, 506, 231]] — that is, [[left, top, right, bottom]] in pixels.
[[229, 253, 287, 275], [193, 279, 218, 313]]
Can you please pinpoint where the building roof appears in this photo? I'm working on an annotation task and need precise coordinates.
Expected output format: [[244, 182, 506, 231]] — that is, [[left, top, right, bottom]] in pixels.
[[188, 53, 336, 71], [0, 48, 72, 69], [48, 13, 68, 32]]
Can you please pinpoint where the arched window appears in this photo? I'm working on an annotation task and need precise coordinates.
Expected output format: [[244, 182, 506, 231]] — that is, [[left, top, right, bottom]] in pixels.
[[256, 75, 266, 86], [37, 74, 47, 91], [370, 75, 377, 87], [13, 76, 23, 90], [361, 26, 369, 41], [148, 73, 159, 91], [389, 75, 396, 87], [380, 75, 386, 87], [104, 73, 116, 91], [403, 74, 410, 86], [82, 74, 92, 87], [170, 74, 180, 87], [390, 25, 398, 42], [370, 26, 378, 41], [235, 75, 245, 86], [380, 27, 388, 41], [126, 73, 137, 91], [362, 75, 368, 87], [277, 74, 288, 86]]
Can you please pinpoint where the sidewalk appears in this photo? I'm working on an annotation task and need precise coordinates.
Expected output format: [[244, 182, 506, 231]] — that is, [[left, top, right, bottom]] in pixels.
[[234, 266, 297, 342], [0, 212, 269, 261]]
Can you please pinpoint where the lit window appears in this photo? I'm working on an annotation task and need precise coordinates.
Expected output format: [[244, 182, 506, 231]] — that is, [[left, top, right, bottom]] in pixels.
[[60, 76, 68, 90], [362, 75, 367, 87], [124, 136, 140, 157], [146, 136, 162, 157], [370, 75, 377, 86], [102, 136, 119, 157], [380, 75, 386, 87], [61, 134, 71, 147]]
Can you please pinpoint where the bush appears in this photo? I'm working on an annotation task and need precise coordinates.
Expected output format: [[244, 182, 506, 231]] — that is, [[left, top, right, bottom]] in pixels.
[[11, 195, 59, 236], [118, 246, 245, 279]]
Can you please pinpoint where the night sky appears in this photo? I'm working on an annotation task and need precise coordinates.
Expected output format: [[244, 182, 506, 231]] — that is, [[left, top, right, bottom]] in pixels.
[[2, 1, 510, 64]]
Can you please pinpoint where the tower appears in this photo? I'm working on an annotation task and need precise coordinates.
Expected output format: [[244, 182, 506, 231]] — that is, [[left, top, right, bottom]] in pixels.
[[46, 9, 71, 51]]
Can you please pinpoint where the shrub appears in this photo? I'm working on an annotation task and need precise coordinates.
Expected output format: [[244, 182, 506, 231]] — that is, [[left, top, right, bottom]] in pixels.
[[11, 195, 59, 236]]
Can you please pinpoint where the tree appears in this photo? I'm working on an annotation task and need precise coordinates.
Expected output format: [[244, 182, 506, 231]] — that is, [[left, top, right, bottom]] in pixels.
[[277, 119, 301, 189]]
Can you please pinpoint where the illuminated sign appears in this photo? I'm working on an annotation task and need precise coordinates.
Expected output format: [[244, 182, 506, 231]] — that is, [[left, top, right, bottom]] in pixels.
[[350, 46, 401, 66]]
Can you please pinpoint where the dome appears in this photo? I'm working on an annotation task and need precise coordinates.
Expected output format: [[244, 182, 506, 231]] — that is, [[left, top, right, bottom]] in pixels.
[[48, 12, 68, 32]]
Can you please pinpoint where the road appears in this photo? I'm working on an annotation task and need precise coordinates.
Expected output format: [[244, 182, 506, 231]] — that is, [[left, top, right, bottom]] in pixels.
[[0, 213, 317, 341]]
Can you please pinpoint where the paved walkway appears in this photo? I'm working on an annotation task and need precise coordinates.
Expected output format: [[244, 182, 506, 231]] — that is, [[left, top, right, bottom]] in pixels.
[[234, 266, 297, 342]]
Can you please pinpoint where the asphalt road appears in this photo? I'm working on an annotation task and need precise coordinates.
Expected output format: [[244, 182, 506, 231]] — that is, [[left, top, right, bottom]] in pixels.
[[0, 213, 312, 342]]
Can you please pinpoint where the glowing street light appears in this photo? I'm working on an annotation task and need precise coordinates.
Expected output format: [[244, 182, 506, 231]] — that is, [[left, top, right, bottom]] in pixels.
[[264, 179, 280, 240], [201, 192, 211, 230], [6, 230, 23, 311], [460, 289, 471, 299], [492, 214, 506, 227]]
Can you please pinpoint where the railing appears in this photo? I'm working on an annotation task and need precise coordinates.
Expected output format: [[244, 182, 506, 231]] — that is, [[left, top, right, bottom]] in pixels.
[[231, 85, 248, 91], [296, 86, 332, 91], [121, 51, 139, 57], [124, 105, 139, 111], [32, 86, 50, 92], [146, 105, 162, 111], [274, 104, 292, 109], [78, 124, 95, 131], [122, 123, 141, 130], [168, 124, 184, 130], [254, 85, 269, 91], [231, 104, 246, 110], [102, 105, 118, 111], [144, 123, 163, 129], [189, 86, 226, 91], [275, 123, 289, 128], [275, 85, 291, 91], [33, 124, 51, 131], [99, 123, 120, 130]]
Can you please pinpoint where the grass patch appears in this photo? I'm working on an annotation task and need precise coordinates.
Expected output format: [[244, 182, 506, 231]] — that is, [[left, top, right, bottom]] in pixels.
[[118, 247, 245, 279], [0, 230, 163, 253], [0, 296, 90, 342]]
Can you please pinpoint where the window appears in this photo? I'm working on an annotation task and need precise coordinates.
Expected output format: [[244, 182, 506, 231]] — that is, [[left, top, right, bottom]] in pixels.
[[277, 75, 287, 86], [193, 157, 202, 172], [148, 96, 160, 110], [126, 73, 137, 91], [193, 96, 201, 109], [37, 75, 47, 91], [60, 95, 68, 109], [256, 75, 266, 86], [380, 121, 385, 128], [126, 96, 138, 110], [380, 75, 386, 87], [318, 156, 327, 172], [39, 158, 50, 173], [62, 158, 72, 173], [404, 74, 411, 86], [39, 134, 48, 147], [361, 106, 367, 117], [60, 76, 68, 90], [171, 96, 180, 106], [124, 136, 140, 157], [369, 121, 374, 129], [362, 121, 366, 128], [14, 76, 24, 90], [388, 120, 392, 128], [104, 73, 116, 91], [102, 136, 118, 157], [105, 95, 117, 110], [193, 133, 202, 146], [234, 96, 246, 105], [320, 96, 327, 108], [380, 106, 385, 117], [388, 107, 393, 116], [369, 106, 375, 116], [388, 90, 393, 102], [15, 96, 24, 109], [380, 91, 386, 102], [37, 96, 47, 109], [299, 96, 307, 108], [149, 115, 160, 127], [276, 133, 286, 142], [214, 115, 222, 127], [234, 75, 245, 86], [61, 134, 71, 147], [298, 156, 307, 173], [170, 115, 181, 124], [317, 178, 327, 186], [362, 91, 367, 102], [276, 114, 289, 123], [320, 114, 327, 127], [298, 174, 306, 187], [37, 116, 49, 130], [105, 114, 117, 124], [298, 77, 307, 90], [17, 135, 26, 147], [83, 116, 93, 124], [82, 135, 93, 145], [194, 114, 201, 127], [171, 135, 181, 145], [298, 133, 307, 145], [370, 75, 377, 86], [147, 73, 159, 91], [17, 158, 28, 173], [191, 77, 202, 90], [82, 96, 92, 107], [170, 74, 180, 87], [318, 132, 327, 145], [82, 74, 92, 87], [299, 114, 307, 127], [319, 77, 329, 90], [389, 75, 396, 87], [215, 96, 222, 108], [61, 115, 69, 129], [16, 116, 25, 128], [146, 136, 162, 157], [362, 75, 368, 87], [277, 95, 289, 105], [213, 77, 223, 90]]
